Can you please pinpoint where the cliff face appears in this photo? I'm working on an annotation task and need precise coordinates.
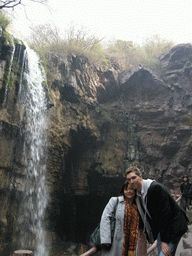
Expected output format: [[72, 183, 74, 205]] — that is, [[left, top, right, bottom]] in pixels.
[[1, 30, 192, 254], [47, 44, 192, 192]]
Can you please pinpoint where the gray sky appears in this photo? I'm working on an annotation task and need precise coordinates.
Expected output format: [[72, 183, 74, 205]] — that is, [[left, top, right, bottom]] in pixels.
[[7, 0, 192, 45]]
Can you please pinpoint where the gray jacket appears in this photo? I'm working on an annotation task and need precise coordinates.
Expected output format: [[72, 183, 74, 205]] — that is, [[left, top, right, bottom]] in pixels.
[[100, 196, 125, 256]]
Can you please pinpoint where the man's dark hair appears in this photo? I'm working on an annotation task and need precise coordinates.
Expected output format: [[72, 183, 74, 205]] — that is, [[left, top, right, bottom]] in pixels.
[[125, 166, 142, 177]]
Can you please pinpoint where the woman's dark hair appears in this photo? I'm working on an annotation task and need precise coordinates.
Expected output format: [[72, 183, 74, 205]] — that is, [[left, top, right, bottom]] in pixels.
[[183, 174, 189, 181], [120, 180, 129, 196]]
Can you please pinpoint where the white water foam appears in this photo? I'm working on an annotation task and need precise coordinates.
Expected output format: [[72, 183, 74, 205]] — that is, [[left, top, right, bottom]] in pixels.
[[18, 46, 49, 256]]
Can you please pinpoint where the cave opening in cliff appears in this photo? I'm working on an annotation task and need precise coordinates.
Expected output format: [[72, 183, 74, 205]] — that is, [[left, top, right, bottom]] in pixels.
[[55, 126, 102, 243], [54, 126, 126, 244]]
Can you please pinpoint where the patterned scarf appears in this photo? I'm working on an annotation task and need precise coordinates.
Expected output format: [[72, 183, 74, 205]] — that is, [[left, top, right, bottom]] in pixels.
[[122, 197, 139, 256]]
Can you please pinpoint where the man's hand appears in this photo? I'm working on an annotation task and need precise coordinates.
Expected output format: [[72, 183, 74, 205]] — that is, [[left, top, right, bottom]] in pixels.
[[101, 243, 111, 250], [161, 242, 171, 256], [102, 243, 110, 247]]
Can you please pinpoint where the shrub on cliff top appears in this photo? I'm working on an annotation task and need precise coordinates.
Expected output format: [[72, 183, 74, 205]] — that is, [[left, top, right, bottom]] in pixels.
[[141, 35, 174, 74], [29, 24, 174, 77], [105, 35, 174, 75], [105, 40, 144, 70], [0, 11, 11, 31], [29, 24, 108, 67]]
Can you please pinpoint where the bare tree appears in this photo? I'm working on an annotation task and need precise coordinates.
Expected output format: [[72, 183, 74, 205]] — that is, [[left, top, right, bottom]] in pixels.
[[29, 24, 61, 47], [0, 0, 47, 9]]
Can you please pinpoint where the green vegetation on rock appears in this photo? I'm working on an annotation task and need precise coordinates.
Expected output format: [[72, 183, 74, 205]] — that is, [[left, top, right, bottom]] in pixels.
[[28, 24, 174, 77], [0, 11, 11, 31]]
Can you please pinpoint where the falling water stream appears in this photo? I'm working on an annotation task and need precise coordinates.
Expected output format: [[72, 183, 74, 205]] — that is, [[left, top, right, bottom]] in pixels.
[[18, 46, 49, 256], [3, 36, 15, 107]]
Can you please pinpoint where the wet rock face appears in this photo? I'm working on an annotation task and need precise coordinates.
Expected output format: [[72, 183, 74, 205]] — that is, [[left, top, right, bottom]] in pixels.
[[2, 40, 192, 252], [161, 44, 192, 89], [44, 46, 192, 244]]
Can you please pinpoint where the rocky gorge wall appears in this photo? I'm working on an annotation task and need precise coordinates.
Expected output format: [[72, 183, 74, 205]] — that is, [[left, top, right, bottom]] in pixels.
[[1, 29, 192, 255]]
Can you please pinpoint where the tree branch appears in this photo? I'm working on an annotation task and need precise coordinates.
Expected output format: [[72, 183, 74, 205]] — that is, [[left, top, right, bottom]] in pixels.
[[0, 0, 47, 9]]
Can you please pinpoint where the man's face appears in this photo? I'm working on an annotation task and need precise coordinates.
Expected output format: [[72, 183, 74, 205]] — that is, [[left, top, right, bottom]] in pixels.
[[126, 171, 142, 191]]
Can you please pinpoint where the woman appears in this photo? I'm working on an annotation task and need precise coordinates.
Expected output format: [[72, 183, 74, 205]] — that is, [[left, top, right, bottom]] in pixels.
[[81, 180, 141, 256]]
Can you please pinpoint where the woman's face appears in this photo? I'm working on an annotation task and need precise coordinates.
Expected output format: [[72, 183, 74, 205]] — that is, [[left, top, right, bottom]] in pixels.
[[183, 177, 188, 182], [124, 184, 136, 199]]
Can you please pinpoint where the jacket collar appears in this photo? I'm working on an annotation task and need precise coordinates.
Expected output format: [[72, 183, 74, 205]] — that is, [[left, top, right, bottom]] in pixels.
[[119, 195, 125, 203], [137, 179, 154, 200]]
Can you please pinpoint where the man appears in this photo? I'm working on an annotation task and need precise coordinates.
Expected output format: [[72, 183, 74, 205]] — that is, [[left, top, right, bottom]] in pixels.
[[180, 174, 192, 212], [125, 166, 188, 256]]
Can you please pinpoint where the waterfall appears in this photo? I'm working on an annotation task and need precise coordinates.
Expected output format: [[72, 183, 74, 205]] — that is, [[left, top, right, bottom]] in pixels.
[[3, 35, 15, 107], [17, 42, 27, 96], [18, 46, 49, 256]]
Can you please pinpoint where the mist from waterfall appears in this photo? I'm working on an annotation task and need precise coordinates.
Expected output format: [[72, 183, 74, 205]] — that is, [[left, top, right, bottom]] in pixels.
[[17, 46, 49, 256]]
